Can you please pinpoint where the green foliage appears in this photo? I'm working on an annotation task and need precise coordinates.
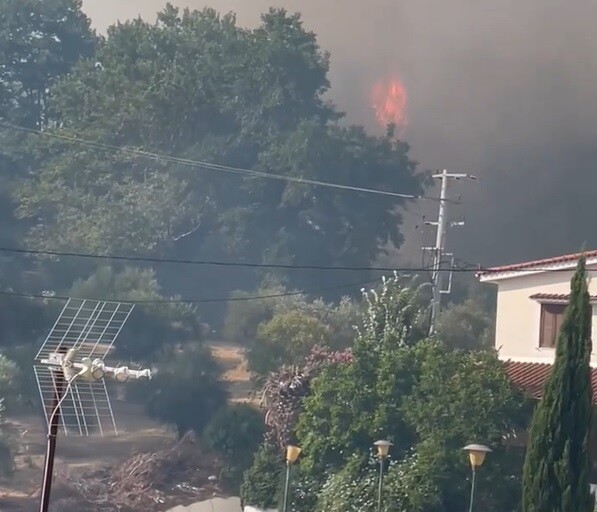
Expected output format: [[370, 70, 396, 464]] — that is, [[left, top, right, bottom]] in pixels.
[[435, 297, 494, 351], [287, 276, 528, 511], [0, 398, 14, 477], [299, 341, 527, 511], [68, 266, 201, 358], [0, 356, 17, 476], [0, 0, 97, 127], [356, 274, 430, 349], [140, 344, 228, 437], [315, 453, 440, 512], [203, 403, 265, 490], [0, 354, 18, 398], [225, 281, 359, 376], [14, 5, 422, 302], [0, 0, 97, 343], [0, 353, 24, 414], [297, 276, 428, 472], [225, 284, 359, 347], [402, 345, 528, 511], [249, 310, 330, 376], [522, 257, 594, 512], [240, 442, 283, 509], [0, 295, 49, 348], [223, 285, 288, 343], [0, 344, 40, 409], [273, 295, 360, 351]]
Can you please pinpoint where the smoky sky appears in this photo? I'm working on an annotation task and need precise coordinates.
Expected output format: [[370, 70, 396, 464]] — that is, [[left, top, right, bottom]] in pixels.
[[82, 0, 597, 267]]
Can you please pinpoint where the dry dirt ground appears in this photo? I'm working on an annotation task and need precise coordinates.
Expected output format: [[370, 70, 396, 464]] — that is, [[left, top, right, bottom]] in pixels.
[[0, 342, 253, 511]]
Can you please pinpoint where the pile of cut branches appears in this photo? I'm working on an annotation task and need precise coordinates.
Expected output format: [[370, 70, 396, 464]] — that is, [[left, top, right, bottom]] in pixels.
[[50, 432, 224, 511], [261, 346, 352, 451]]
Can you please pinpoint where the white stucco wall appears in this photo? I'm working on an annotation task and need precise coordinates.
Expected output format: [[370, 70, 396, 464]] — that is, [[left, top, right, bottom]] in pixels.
[[489, 265, 597, 366]]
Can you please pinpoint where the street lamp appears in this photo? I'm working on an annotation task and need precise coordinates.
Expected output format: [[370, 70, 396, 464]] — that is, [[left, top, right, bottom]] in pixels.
[[374, 440, 392, 512], [282, 445, 301, 512], [463, 444, 492, 512]]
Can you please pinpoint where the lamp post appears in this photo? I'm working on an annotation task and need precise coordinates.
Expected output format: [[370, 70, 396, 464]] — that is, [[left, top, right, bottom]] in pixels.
[[282, 445, 301, 512], [463, 444, 492, 512], [374, 440, 392, 512]]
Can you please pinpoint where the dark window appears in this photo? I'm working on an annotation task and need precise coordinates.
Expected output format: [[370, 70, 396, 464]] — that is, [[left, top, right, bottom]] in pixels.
[[539, 303, 567, 348]]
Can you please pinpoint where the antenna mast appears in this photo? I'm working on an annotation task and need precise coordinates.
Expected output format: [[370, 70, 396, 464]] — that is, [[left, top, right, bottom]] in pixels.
[[426, 170, 476, 333], [34, 298, 152, 512]]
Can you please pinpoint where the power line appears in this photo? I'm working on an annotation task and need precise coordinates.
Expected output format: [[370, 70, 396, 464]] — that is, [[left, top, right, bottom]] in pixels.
[[0, 122, 444, 202], [0, 245, 588, 274], [0, 246, 440, 272], [0, 277, 384, 304]]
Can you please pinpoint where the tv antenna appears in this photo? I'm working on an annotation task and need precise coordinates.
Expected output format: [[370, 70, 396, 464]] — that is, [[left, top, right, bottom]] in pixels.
[[33, 298, 152, 512]]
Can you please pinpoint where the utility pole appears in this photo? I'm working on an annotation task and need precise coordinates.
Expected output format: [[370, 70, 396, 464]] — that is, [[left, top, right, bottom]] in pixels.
[[426, 169, 476, 333]]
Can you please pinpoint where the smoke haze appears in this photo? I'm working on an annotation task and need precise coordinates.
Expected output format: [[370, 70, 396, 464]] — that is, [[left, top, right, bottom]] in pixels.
[[82, 0, 597, 266]]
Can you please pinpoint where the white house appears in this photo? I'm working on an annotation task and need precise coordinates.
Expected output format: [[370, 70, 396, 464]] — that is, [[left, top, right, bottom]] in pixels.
[[478, 249, 597, 399]]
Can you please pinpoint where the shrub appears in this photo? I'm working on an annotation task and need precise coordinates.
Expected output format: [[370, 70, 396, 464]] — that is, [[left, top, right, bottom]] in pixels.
[[203, 403, 265, 490], [141, 344, 229, 437]]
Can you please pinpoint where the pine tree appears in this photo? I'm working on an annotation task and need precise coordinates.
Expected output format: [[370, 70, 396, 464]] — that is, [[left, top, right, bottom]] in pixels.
[[522, 256, 594, 511]]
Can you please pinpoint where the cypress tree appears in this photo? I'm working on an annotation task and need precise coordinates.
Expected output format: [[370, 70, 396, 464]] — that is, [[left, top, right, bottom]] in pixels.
[[522, 256, 594, 511]]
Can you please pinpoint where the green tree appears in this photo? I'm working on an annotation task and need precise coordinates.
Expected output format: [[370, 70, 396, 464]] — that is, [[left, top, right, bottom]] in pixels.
[[287, 276, 527, 511], [140, 344, 228, 437], [248, 310, 330, 376], [296, 276, 428, 472], [0, 0, 97, 127], [435, 298, 494, 351], [297, 341, 527, 511], [0, 354, 19, 409], [224, 282, 359, 349], [240, 443, 283, 509], [0, 0, 97, 330], [68, 265, 201, 358], [203, 403, 265, 489], [222, 284, 288, 343], [315, 453, 439, 512], [522, 257, 594, 512], [15, 5, 422, 305]]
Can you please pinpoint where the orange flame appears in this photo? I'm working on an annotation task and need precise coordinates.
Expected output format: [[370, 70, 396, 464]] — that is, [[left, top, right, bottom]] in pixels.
[[371, 77, 408, 131]]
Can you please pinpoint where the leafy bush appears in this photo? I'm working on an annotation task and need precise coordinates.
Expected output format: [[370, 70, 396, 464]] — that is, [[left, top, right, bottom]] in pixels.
[[140, 344, 228, 437], [0, 353, 20, 411], [282, 276, 528, 511], [1, 344, 40, 410], [435, 298, 494, 351], [240, 443, 283, 509], [229, 285, 359, 378], [203, 403, 265, 489], [0, 399, 14, 477], [223, 286, 286, 343], [69, 266, 202, 359], [248, 310, 330, 376]]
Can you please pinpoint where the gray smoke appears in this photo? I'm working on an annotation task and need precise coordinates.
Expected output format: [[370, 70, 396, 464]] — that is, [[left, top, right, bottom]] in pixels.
[[83, 0, 597, 266]]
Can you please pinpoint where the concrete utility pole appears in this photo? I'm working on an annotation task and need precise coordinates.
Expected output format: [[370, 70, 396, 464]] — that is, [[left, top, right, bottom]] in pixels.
[[427, 170, 476, 333]]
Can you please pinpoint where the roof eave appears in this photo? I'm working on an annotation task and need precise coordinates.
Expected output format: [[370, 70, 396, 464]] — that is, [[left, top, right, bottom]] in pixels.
[[478, 257, 597, 283]]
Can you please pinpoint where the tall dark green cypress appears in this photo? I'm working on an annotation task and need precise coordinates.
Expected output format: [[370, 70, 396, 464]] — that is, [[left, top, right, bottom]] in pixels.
[[522, 256, 594, 511]]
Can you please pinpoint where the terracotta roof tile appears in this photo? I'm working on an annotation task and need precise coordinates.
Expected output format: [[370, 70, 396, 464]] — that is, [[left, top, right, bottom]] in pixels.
[[504, 360, 597, 402], [478, 249, 597, 276], [529, 293, 597, 301]]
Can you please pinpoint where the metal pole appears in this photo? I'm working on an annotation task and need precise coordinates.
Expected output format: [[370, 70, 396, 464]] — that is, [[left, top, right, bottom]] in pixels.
[[39, 371, 65, 512], [430, 169, 449, 333], [282, 461, 291, 512], [377, 456, 384, 512], [468, 467, 477, 512]]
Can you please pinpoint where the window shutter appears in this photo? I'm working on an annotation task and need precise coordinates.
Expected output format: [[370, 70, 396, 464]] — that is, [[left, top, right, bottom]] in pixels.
[[540, 304, 567, 348]]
